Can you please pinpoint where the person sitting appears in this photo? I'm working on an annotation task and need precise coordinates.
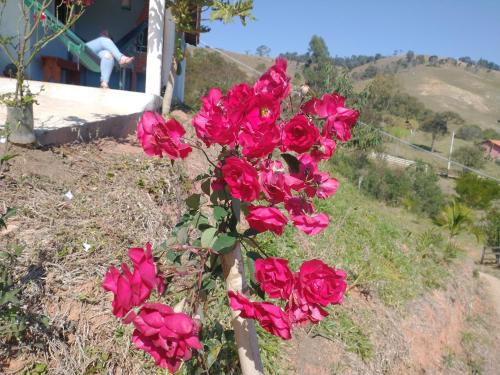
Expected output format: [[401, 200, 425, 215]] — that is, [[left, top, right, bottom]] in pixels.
[[85, 30, 134, 89]]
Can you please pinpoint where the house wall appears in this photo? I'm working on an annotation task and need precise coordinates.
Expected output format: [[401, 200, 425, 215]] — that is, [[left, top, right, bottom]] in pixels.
[[482, 142, 500, 159], [0, 1, 21, 74]]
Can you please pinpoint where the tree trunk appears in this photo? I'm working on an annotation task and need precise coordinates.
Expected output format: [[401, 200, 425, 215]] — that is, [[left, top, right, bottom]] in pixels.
[[222, 244, 264, 375], [430, 135, 436, 152], [221, 198, 264, 375], [162, 59, 177, 117]]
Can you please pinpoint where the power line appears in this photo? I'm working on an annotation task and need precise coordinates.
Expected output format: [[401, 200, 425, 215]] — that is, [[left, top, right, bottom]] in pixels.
[[358, 121, 500, 183], [197, 43, 500, 183]]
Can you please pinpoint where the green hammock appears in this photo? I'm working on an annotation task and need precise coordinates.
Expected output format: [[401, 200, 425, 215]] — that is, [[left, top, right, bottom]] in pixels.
[[24, 0, 101, 72]]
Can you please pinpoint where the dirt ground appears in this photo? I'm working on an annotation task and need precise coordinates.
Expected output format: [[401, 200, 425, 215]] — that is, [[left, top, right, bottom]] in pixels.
[[1, 118, 500, 374]]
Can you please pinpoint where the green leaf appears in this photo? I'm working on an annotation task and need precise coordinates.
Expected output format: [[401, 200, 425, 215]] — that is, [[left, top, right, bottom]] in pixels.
[[243, 228, 259, 237], [206, 341, 223, 370], [201, 179, 211, 195], [186, 194, 201, 210], [201, 228, 217, 248], [281, 153, 301, 174], [246, 251, 262, 261], [212, 234, 237, 254], [0, 153, 18, 163], [213, 206, 229, 221]]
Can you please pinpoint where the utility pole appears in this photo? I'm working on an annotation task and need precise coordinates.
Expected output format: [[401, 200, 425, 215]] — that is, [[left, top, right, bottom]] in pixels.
[[447, 131, 455, 177]]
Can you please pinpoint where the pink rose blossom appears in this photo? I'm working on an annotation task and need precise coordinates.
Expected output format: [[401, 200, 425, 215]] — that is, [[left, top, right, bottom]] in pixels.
[[291, 212, 329, 236], [255, 257, 294, 299], [302, 93, 359, 142], [137, 112, 192, 159], [246, 206, 288, 235], [254, 58, 291, 100], [281, 115, 320, 154], [132, 303, 202, 373], [298, 260, 347, 306], [222, 156, 260, 202]]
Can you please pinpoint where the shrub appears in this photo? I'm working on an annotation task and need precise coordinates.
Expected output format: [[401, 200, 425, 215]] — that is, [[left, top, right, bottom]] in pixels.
[[482, 128, 500, 140], [456, 173, 500, 209], [453, 145, 485, 169], [482, 207, 500, 247], [456, 125, 483, 140], [404, 162, 445, 217]]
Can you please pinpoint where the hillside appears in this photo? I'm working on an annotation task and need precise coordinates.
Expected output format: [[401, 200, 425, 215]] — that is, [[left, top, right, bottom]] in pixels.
[[354, 56, 500, 130]]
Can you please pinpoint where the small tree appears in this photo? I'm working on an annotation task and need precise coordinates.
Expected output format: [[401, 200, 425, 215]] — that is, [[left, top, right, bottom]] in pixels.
[[434, 200, 473, 239], [255, 44, 271, 57], [406, 50, 415, 63], [420, 114, 448, 152], [453, 145, 485, 169], [455, 124, 483, 140]]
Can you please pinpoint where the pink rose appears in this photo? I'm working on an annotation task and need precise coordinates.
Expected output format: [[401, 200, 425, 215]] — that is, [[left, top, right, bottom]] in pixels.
[[222, 156, 260, 202], [302, 93, 359, 142], [281, 115, 320, 154], [244, 94, 281, 132], [286, 290, 329, 325], [291, 212, 329, 236], [192, 88, 238, 147], [298, 260, 347, 306], [310, 137, 336, 162], [255, 257, 294, 299], [225, 83, 254, 126], [254, 58, 291, 100], [103, 244, 164, 318], [246, 206, 288, 235], [137, 112, 192, 159], [259, 163, 291, 204], [228, 292, 291, 340], [132, 303, 202, 373], [239, 124, 280, 159], [313, 172, 339, 199]]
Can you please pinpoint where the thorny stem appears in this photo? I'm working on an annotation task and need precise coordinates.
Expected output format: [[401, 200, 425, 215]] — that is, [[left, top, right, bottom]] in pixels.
[[183, 139, 218, 168]]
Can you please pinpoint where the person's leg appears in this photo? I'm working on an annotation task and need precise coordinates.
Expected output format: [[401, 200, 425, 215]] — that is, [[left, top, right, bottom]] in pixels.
[[86, 37, 123, 62], [98, 50, 114, 87]]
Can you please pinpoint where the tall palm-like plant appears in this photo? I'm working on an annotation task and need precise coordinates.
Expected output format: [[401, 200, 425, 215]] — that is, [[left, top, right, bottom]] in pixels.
[[434, 200, 473, 239]]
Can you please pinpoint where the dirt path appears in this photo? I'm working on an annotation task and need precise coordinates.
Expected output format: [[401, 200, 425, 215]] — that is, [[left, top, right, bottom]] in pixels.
[[480, 272, 500, 316]]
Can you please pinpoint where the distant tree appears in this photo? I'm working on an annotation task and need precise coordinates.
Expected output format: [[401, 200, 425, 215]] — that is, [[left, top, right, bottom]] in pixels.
[[459, 56, 475, 65], [308, 35, 330, 62], [256, 45, 271, 57], [420, 114, 448, 151], [482, 206, 500, 247], [375, 53, 383, 61], [453, 145, 485, 169], [416, 55, 425, 64], [455, 124, 483, 141], [361, 65, 378, 79], [428, 55, 439, 66], [406, 50, 415, 62]]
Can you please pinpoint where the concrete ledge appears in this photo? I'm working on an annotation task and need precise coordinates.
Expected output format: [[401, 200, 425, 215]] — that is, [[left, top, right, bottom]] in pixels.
[[0, 77, 162, 146]]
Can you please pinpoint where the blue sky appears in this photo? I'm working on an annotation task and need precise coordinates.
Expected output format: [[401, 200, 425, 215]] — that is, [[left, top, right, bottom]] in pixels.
[[202, 0, 500, 63]]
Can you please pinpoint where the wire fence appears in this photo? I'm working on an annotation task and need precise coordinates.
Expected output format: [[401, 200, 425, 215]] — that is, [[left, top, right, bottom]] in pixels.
[[195, 44, 500, 183]]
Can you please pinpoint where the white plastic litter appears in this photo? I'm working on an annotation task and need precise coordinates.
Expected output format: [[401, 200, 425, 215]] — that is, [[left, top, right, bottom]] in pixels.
[[83, 243, 92, 252], [64, 191, 74, 200]]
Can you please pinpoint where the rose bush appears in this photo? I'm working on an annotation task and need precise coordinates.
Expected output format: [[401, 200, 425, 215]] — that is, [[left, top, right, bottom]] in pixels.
[[104, 58, 358, 373]]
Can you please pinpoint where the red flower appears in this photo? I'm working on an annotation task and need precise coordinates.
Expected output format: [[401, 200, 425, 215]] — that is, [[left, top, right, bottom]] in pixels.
[[246, 205, 288, 235], [254, 58, 291, 100], [192, 88, 238, 147], [310, 137, 336, 162], [302, 93, 359, 142], [291, 212, 329, 236], [291, 155, 338, 199], [298, 260, 347, 306], [255, 257, 294, 299], [228, 292, 291, 340], [313, 172, 339, 199], [244, 94, 281, 132], [128, 243, 165, 295], [286, 290, 329, 325], [225, 83, 254, 126], [222, 156, 260, 202], [281, 115, 320, 154], [132, 303, 202, 373], [137, 112, 192, 159], [102, 245, 164, 318], [259, 161, 292, 204], [239, 124, 280, 159]]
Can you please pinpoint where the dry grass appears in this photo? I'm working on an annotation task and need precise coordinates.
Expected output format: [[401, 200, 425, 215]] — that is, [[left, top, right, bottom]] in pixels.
[[0, 138, 188, 374]]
